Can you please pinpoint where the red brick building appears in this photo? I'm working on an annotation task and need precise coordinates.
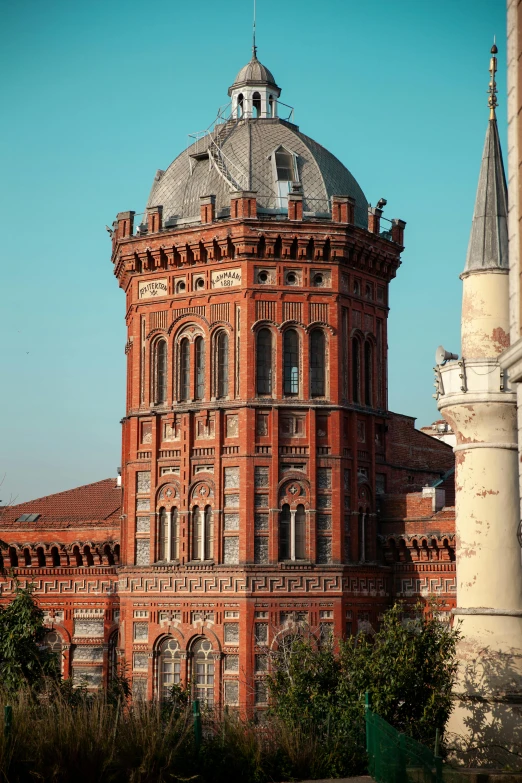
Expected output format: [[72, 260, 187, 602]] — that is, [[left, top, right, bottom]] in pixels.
[[0, 51, 455, 708]]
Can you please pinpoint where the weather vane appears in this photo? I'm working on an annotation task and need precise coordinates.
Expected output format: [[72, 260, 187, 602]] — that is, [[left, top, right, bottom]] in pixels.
[[488, 39, 498, 120]]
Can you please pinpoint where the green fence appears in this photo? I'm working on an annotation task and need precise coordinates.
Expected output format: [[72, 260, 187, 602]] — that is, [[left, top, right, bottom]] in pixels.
[[365, 695, 443, 783]]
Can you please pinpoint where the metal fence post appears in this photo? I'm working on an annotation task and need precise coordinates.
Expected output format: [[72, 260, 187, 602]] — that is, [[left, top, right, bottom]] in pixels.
[[193, 699, 202, 752], [4, 705, 12, 738], [365, 692, 372, 774]]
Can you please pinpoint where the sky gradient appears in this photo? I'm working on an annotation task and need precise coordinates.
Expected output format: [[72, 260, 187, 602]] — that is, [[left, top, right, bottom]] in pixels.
[[0, 0, 506, 503]]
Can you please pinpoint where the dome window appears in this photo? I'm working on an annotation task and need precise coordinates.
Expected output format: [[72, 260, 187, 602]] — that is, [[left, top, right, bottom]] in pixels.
[[275, 149, 295, 181], [272, 146, 298, 211]]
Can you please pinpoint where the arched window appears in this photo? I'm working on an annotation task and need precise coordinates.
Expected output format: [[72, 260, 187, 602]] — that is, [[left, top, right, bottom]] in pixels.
[[159, 508, 168, 561], [253, 91, 261, 117], [358, 509, 370, 562], [23, 548, 31, 566], [279, 504, 291, 560], [364, 342, 373, 406], [275, 148, 295, 209], [155, 340, 167, 405], [73, 546, 83, 567], [36, 547, 45, 567], [180, 338, 190, 401], [159, 637, 181, 700], [42, 631, 63, 672], [8, 547, 18, 568], [295, 504, 306, 560], [310, 330, 325, 397], [195, 337, 205, 400], [204, 505, 213, 561], [237, 93, 244, 118], [268, 94, 274, 117], [171, 508, 179, 560], [192, 638, 214, 705], [257, 329, 273, 395], [84, 546, 94, 567], [352, 339, 361, 403], [51, 546, 60, 567], [283, 329, 299, 396], [192, 506, 202, 560], [216, 332, 229, 399]]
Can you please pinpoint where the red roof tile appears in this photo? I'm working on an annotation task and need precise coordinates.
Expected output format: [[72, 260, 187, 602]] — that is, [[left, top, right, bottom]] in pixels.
[[0, 479, 121, 528]]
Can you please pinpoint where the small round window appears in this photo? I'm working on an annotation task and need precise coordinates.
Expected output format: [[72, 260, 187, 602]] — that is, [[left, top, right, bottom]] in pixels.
[[258, 270, 269, 284], [286, 272, 297, 285], [176, 280, 186, 293], [313, 273, 323, 286], [196, 278, 205, 290]]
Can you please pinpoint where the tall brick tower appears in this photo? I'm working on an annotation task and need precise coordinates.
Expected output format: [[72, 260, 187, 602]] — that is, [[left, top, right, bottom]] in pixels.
[[112, 50, 406, 707]]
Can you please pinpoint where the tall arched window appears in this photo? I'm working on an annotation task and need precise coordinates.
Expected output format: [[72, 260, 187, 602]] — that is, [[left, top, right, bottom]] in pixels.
[[253, 91, 261, 117], [268, 94, 274, 117], [192, 638, 214, 705], [358, 509, 369, 562], [180, 339, 190, 401], [159, 637, 181, 700], [257, 329, 273, 395], [192, 506, 202, 560], [352, 339, 361, 403], [42, 631, 63, 673], [171, 507, 179, 560], [108, 630, 118, 683], [237, 93, 244, 118], [204, 505, 213, 561], [283, 329, 299, 396], [279, 504, 291, 560], [216, 332, 229, 398], [310, 330, 325, 397], [295, 504, 306, 560], [364, 342, 373, 406], [155, 340, 167, 405], [195, 337, 205, 400], [159, 508, 168, 560]]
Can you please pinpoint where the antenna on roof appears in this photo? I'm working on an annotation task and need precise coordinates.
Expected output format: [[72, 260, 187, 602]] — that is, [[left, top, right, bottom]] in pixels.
[[252, 0, 257, 58], [488, 38, 498, 120]]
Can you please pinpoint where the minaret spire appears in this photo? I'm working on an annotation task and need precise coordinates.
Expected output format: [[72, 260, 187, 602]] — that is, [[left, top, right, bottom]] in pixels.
[[463, 42, 508, 275]]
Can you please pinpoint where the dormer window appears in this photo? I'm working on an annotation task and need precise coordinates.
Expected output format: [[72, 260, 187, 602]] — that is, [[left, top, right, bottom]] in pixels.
[[275, 149, 295, 181], [272, 146, 297, 211]]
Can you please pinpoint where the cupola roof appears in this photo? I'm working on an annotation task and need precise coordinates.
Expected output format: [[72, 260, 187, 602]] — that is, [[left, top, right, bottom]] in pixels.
[[228, 48, 279, 95]]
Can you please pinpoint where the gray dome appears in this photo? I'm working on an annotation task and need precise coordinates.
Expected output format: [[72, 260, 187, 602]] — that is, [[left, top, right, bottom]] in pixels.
[[231, 52, 278, 90], [147, 118, 368, 227]]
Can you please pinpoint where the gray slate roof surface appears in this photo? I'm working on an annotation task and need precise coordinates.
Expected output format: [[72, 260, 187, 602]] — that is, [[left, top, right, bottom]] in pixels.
[[147, 118, 368, 227], [231, 53, 278, 89], [465, 118, 508, 272]]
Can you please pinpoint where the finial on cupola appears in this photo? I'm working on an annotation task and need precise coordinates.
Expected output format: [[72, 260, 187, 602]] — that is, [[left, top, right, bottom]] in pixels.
[[488, 40, 498, 120]]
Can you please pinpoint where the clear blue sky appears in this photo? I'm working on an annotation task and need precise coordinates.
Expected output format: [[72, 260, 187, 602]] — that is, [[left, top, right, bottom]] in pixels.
[[0, 0, 506, 503]]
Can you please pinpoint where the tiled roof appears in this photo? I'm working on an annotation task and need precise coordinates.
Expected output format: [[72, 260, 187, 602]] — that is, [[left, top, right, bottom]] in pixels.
[[147, 117, 368, 227], [0, 479, 121, 528]]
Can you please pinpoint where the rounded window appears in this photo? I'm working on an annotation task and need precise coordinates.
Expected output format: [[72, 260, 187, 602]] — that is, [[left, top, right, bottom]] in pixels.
[[192, 638, 214, 705], [286, 272, 297, 285], [195, 278, 205, 290], [313, 273, 323, 286], [176, 280, 186, 293], [159, 637, 181, 699], [258, 270, 269, 284]]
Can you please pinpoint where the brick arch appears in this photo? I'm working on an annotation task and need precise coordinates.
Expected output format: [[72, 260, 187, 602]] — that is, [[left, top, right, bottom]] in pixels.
[[155, 481, 181, 508], [305, 321, 336, 335], [277, 478, 310, 509], [186, 627, 222, 654], [189, 478, 215, 503], [146, 327, 168, 341], [167, 313, 209, 337], [251, 319, 278, 332]]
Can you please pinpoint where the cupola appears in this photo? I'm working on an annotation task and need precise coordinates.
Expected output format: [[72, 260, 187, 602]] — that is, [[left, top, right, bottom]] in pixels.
[[228, 47, 281, 119]]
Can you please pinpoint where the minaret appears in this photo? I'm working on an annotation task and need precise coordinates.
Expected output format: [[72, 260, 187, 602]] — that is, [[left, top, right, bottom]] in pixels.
[[436, 45, 522, 759]]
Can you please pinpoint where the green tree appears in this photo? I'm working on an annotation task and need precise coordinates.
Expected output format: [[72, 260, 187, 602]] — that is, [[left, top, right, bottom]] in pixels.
[[267, 603, 460, 776], [0, 583, 60, 692]]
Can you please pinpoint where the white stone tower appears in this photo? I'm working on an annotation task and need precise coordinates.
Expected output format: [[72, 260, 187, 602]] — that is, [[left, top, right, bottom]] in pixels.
[[436, 46, 522, 761]]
